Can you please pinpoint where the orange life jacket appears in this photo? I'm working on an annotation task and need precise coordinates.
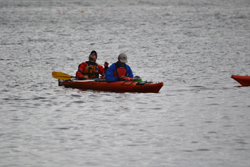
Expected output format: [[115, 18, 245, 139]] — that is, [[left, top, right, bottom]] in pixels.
[[78, 61, 99, 78]]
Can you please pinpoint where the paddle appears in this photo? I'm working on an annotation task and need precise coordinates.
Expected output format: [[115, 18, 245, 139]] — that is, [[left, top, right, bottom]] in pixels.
[[52, 71, 101, 82], [52, 71, 75, 80], [52, 71, 142, 82]]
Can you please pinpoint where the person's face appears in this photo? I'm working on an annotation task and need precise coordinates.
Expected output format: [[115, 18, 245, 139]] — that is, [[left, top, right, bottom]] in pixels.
[[89, 54, 97, 62]]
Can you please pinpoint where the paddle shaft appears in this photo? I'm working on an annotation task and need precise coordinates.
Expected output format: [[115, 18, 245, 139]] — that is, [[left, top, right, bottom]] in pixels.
[[52, 71, 142, 81]]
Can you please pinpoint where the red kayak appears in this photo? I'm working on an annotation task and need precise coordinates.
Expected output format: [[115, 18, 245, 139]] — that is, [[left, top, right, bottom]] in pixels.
[[231, 75, 250, 86], [58, 79, 163, 93]]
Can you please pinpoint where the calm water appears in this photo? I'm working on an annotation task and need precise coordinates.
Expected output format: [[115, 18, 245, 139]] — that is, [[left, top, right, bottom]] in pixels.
[[1, 0, 250, 166]]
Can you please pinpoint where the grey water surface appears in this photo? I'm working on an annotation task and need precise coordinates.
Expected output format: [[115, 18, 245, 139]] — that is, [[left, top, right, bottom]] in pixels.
[[0, 0, 250, 167]]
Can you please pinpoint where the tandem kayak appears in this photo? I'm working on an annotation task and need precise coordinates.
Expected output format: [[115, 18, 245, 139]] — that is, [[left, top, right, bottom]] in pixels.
[[231, 75, 250, 86], [58, 79, 164, 93]]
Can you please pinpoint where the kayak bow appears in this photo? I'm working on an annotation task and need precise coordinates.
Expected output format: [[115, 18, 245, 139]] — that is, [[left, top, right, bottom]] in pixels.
[[231, 75, 250, 86]]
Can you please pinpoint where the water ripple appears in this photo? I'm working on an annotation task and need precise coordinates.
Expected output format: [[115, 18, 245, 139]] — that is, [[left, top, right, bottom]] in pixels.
[[1, 1, 250, 167]]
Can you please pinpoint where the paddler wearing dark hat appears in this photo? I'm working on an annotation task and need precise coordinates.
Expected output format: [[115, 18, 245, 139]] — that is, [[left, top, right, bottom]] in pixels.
[[76, 50, 109, 79]]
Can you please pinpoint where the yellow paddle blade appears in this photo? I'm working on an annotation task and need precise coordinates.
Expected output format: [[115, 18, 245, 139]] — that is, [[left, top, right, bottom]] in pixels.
[[52, 71, 72, 80]]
